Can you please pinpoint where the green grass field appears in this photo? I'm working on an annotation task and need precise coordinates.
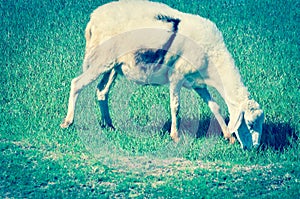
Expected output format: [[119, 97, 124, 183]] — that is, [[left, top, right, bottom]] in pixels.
[[1, 0, 299, 198]]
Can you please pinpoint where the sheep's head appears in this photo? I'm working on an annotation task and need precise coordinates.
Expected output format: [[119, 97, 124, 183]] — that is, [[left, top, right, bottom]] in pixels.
[[230, 100, 264, 150]]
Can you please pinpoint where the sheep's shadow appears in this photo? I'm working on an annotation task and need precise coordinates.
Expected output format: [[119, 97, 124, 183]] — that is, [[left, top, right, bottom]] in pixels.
[[161, 117, 224, 139], [161, 117, 298, 151], [260, 122, 298, 151]]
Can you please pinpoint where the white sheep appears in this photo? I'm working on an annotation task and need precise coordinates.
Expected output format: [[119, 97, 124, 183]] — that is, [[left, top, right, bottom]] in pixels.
[[60, 0, 264, 149]]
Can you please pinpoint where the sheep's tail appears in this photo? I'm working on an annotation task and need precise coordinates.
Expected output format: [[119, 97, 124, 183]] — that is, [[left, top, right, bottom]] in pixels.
[[82, 21, 116, 74], [84, 21, 93, 42], [82, 21, 93, 72]]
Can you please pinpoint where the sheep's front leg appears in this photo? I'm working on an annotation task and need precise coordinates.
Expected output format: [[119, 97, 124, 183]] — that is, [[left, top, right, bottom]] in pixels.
[[169, 81, 182, 142], [194, 87, 235, 143], [97, 69, 117, 130]]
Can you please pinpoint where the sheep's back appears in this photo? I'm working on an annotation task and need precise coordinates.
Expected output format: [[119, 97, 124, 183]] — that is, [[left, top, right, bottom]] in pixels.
[[87, 1, 223, 50]]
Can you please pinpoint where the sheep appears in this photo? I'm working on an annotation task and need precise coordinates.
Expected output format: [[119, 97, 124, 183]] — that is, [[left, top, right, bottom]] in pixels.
[[60, 0, 264, 149]]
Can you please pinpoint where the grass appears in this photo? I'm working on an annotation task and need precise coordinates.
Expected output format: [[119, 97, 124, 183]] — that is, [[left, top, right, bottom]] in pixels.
[[1, 0, 299, 198]]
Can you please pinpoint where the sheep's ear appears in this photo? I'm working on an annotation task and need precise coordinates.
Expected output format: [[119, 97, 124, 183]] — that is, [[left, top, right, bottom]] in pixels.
[[229, 111, 244, 133]]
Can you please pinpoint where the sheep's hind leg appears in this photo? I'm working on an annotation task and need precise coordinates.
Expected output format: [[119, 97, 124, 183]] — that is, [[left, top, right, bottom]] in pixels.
[[97, 69, 117, 130], [61, 69, 102, 128], [194, 87, 235, 143]]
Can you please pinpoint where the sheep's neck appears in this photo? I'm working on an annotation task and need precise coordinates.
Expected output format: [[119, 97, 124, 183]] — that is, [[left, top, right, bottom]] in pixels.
[[209, 48, 250, 116]]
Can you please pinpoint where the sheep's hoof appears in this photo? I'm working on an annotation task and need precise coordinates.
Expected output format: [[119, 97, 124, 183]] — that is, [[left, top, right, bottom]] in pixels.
[[99, 122, 115, 131], [103, 125, 115, 131], [60, 120, 72, 129], [229, 136, 236, 144], [172, 137, 180, 143], [223, 131, 236, 144], [223, 132, 231, 139], [171, 134, 180, 143]]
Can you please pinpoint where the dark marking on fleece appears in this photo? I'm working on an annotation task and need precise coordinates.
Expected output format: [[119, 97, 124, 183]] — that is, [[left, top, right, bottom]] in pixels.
[[155, 15, 180, 32], [134, 15, 181, 72]]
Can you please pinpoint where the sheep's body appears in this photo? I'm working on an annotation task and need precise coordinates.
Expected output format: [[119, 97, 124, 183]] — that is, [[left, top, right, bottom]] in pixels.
[[61, 0, 264, 149]]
